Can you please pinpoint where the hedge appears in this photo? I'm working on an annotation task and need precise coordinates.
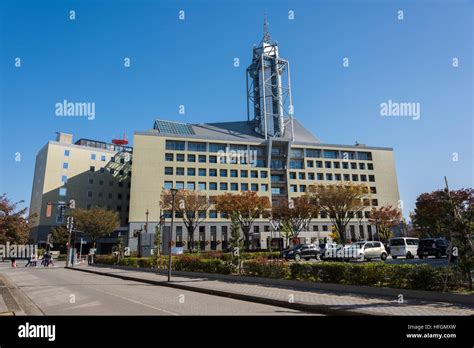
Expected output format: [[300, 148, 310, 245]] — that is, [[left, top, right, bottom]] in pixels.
[[173, 255, 236, 274], [241, 257, 290, 279]]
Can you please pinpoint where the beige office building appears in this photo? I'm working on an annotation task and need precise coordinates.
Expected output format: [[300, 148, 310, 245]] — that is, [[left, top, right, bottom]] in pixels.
[[29, 132, 132, 252]]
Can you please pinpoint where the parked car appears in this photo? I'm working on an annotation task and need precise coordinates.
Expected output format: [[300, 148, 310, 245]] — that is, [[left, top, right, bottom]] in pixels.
[[282, 244, 321, 261], [417, 238, 450, 259], [343, 241, 388, 261], [319, 243, 339, 260], [389, 237, 419, 259]]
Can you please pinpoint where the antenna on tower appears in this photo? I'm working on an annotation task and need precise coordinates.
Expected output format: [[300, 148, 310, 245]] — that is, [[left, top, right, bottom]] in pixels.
[[263, 11, 272, 44]]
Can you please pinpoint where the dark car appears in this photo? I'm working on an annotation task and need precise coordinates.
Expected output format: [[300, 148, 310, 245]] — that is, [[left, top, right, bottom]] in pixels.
[[283, 244, 320, 261], [417, 238, 450, 259]]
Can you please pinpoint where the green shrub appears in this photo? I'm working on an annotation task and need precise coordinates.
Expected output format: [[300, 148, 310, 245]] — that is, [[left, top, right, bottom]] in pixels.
[[242, 257, 290, 278], [173, 255, 235, 274]]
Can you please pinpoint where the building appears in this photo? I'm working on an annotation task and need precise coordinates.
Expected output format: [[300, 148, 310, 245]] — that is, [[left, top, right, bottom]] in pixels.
[[29, 132, 132, 253], [127, 24, 400, 253], [29, 22, 400, 254]]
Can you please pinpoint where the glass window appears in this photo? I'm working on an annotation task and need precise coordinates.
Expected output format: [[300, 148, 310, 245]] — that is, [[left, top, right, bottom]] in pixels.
[[317, 173, 324, 180], [308, 173, 315, 180], [61, 175, 68, 183], [369, 175, 375, 182], [368, 163, 374, 170], [87, 191, 92, 197], [101, 155, 106, 161], [91, 154, 96, 160], [209, 156, 217, 163], [323, 150, 338, 159], [165, 153, 174, 161], [209, 169, 217, 177], [188, 142, 206, 152], [251, 170, 258, 178], [165, 167, 173, 175], [176, 154, 185, 162], [326, 173, 333, 181], [59, 188, 67, 196], [230, 170, 238, 177], [260, 171, 268, 178], [90, 166, 95, 172], [306, 149, 321, 158], [63, 162, 69, 169], [261, 184, 268, 192], [289, 160, 303, 169], [290, 185, 297, 193], [64, 150, 70, 156], [187, 168, 196, 176], [359, 163, 366, 170], [231, 183, 238, 191], [361, 175, 367, 182], [241, 183, 248, 191], [209, 143, 226, 153], [198, 168, 206, 176], [220, 183, 228, 191], [357, 152, 372, 161], [164, 181, 173, 189], [220, 169, 228, 177], [198, 155, 206, 163], [209, 210, 218, 218], [165, 140, 185, 151], [176, 182, 184, 189], [300, 185, 306, 192], [289, 172, 296, 180], [325, 161, 332, 168], [316, 161, 323, 168], [298, 172, 305, 180], [251, 183, 258, 191], [240, 170, 248, 178], [335, 174, 342, 181], [290, 148, 304, 158], [307, 161, 314, 168], [352, 174, 358, 181], [187, 182, 195, 190], [198, 182, 206, 191], [176, 168, 185, 176], [209, 182, 217, 190], [333, 162, 340, 169], [341, 151, 355, 160], [342, 162, 349, 169], [271, 188, 280, 195], [351, 162, 357, 170], [370, 187, 377, 194], [187, 154, 196, 162]]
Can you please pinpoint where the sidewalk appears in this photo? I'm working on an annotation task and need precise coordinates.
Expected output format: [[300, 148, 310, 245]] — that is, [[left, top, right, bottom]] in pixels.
[[69, 265, 474, 316]]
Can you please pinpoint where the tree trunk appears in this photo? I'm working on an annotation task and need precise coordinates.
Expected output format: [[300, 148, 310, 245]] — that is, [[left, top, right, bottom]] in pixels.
[[243, 226, 250, 251]]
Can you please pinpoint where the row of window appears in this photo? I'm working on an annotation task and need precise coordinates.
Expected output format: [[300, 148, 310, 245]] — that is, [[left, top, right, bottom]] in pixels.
[[164, 181, 269, 192], [303, 161, 373, 170], [164, 167, 268, 178], [165, 153, 264, 166], [63, 149, 131, 164], [289, 172, 376, 182], [58, 187, 130, 200], [165, 140, 373, 161], [61, 175, 131, 188], [61, 163, 132, 177]]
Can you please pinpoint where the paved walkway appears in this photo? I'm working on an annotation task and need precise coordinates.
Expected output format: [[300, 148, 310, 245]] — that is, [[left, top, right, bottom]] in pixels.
[[71, 264, 474, 316]]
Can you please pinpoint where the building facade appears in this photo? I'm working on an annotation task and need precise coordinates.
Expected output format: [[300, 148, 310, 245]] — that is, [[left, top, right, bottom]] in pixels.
[[29, 132, 132, 253]]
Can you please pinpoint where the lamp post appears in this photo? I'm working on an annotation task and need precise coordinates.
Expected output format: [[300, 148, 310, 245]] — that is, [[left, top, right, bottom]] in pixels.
[[168, 188, 178, 282]]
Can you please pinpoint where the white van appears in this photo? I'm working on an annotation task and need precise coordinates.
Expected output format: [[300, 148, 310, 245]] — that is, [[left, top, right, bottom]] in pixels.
[[389, 237, 419, 259]]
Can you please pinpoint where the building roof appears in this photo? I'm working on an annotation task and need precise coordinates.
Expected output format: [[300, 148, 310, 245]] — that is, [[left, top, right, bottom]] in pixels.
[[152, 118, 320, 143]]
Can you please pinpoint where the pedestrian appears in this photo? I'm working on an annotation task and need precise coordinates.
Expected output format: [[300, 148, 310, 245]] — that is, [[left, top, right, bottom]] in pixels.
[[49, 253, 55, 267], [87, 252, 92, 265], [43, 252, 50, 267], [31, 252, 37, 267], [25, 256, 32, 267], [11, 257, 16, 268]]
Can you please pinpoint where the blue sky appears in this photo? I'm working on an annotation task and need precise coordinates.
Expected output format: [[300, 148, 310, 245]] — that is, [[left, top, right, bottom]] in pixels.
[[0, 0, 472, 218]]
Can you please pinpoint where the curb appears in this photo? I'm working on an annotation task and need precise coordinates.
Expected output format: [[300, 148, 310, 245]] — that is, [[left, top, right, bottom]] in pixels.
[[67, 267, 371, 316]]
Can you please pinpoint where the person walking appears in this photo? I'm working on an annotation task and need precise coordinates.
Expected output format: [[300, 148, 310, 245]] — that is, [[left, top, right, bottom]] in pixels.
[[31, 252, 37, 267]]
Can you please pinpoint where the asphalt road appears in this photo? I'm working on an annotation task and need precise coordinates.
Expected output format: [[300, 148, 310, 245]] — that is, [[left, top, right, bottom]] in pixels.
[[0, 261, 310, 315]]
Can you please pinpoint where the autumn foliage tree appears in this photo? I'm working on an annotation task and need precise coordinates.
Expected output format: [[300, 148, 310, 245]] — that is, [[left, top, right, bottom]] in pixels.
[[215, 191, 271, 251], [271, 196, 319, 241], [70, 208, 120, 248], [0, 194, 36, 244], [368, 205, 402, 243], [307, 184, 368, 244], [161, 189, 210, 251]]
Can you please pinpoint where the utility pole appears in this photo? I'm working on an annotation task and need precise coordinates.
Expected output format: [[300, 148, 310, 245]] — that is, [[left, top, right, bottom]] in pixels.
[[66, 216, 74, 267], [443, 176, 455, 292], [168, 188, 178, 282]]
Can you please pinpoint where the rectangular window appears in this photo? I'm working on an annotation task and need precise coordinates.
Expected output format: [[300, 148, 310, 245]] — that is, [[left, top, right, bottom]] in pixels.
[[289, 160, 303, 169], [290, 148, 304, 158], [342, 162, 349, 169], [289, 172, 296, 180], [343, 174, 350, 181], [240, 170, 248, 178], [335, 173, 341, 181], [176, 154, 185, 162], [271, 188, 281, 195], [176, 181, 184, 189], [241, 183, 248, 191], [209, 155, 217, 163], [187, 154, 196, 162], [372, 199, 379, 206], [370, 187, 377, 194], [198, 182, 206, 191], [359, 163, 366, 170], [290, 185, 297, 193], [231, 183, 238, 191], [87, 191, 92, 197], [59, 188, 67, 196], [299, 185, 306, 192], [209, 143, 226, 152], [326, 173, 333, 181], [351, 162, 357, 170], [165, 140, 185, 151], [198, 155, 206, 163], [198, 168, 206, 176], [220, 183, 228, 191], [352, 174, 358, 181], [88, 178, 94, 185], [367, 163, 374, 170], [209, 210, 218, 218], [251, 184, 258, 191], [64, 150, 70, 157], [188, 142, 206, 152], [308, 173, 315, 180], [325, 161, 332, 168], [176, 167, 185, 176], [251, 170, 258, 178], [165, 153, 174, 161], [369, 175, 375, 182], [261, 184, 268, 192], [209, 169, 217, 177], [165, 167, 173, 175], [357, 152, 372, 161], [63, 162, 69, 169], [61, 175, 68, 183], [323, 150, 338, 159], [209, 182, 217, 190], [307, 161, 314, 168], [90, 166, 95, 172], [306, 149, 321, 158], [187, 182, 195, 190], [260, 171, 268, 178], [333, 162, 340, 169], [187, 168, 196, 176], [230, 170, 238, 178], [360, 175, 367, 182], [316, 161, 323, 168], [164, 181, 173, 189], [317, 173, 324, 180], [298, 172, 305, 180], [91, 154, 96, 160], [101, 155, 106, 161], [220, 169, 228, 177]]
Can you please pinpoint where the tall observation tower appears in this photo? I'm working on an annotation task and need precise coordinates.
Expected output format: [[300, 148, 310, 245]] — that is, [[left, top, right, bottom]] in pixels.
[[246, 15, 294, 140]]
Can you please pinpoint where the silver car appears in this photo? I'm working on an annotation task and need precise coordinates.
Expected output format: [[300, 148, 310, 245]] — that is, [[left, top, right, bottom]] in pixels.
[[344, 241, 388, 261]]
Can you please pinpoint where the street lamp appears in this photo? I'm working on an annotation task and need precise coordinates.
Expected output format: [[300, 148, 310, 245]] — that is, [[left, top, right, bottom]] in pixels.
[[168, 188, 178, 282]]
